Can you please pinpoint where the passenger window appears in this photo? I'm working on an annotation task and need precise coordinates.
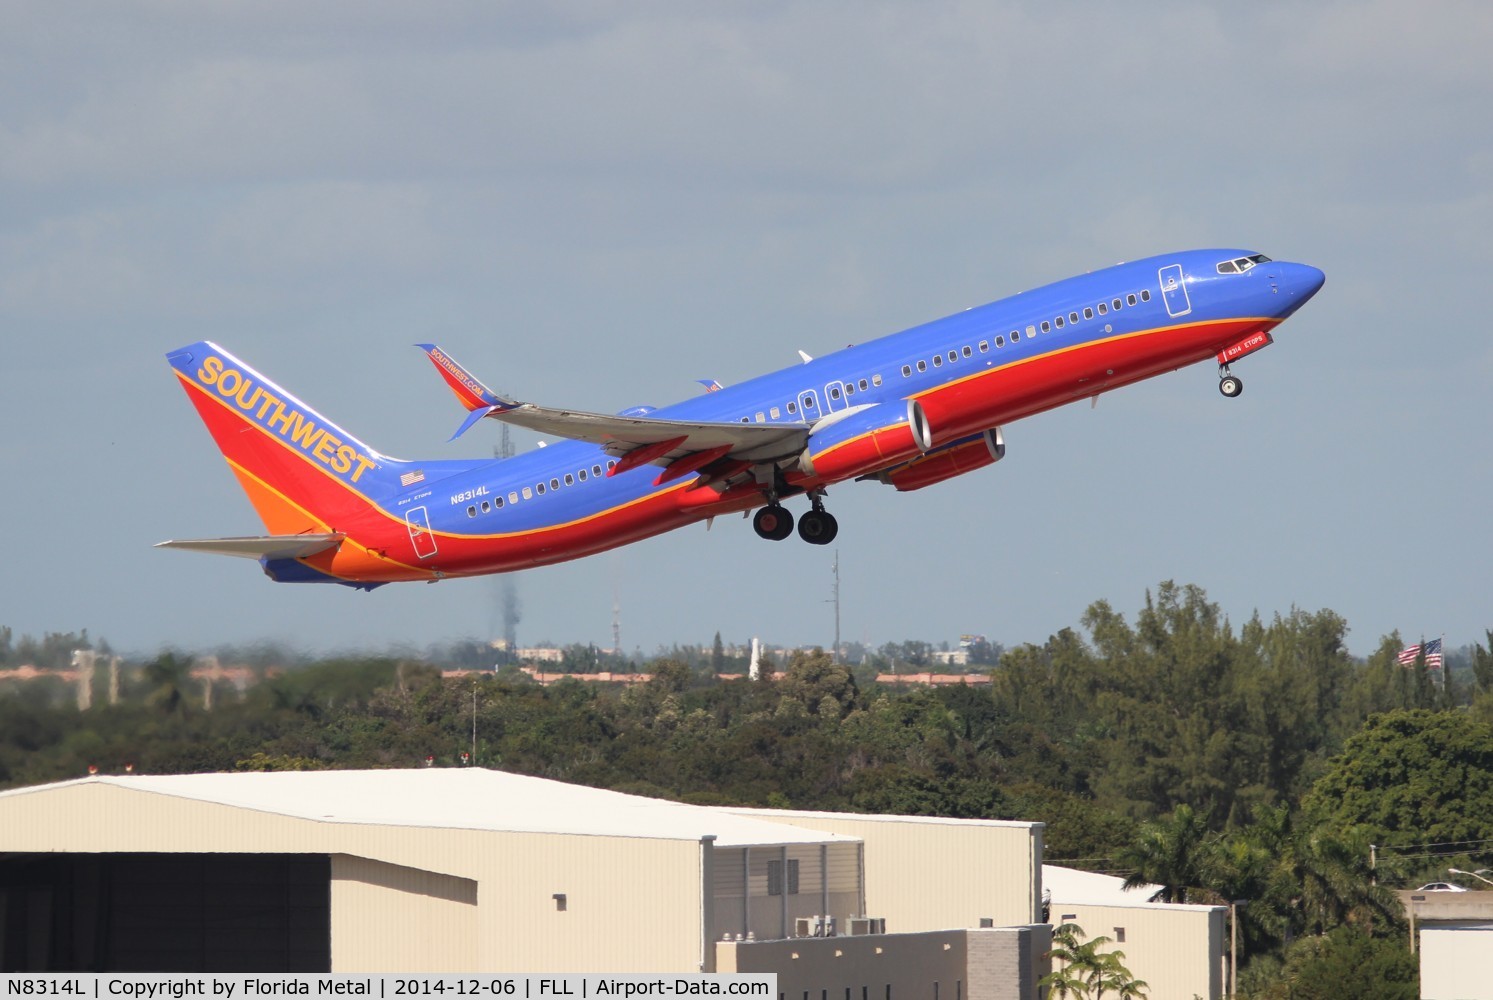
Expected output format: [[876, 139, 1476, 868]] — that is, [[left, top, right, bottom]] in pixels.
[[1012, 331, 1021, 342], [1084, 307, 1094, 319], [1113, 298, 1122, 310], [593, 465, 603, 476], [803, 398, 816, 409], [932, 355, 942, 367], [788, 401, 798, 413], [1127, 294, 1137, 306], [859, 378, 869, 390], [962, 346, 972, 358], [495, 496, 504, 508], [770, 406, 781, 417], [551, 478, 560, 489], [1041, 321, 1050, 333], [565, 474, 574, 486], [467, 506, 477, 517], [740, 416, 749, 423], [948, 351, 957, 363], [843, 384, 854, 396], [979, 341, 989, 352], [578, 469, 587, 482], [1026, 325, 1035, 337], [1070, 312, 1079, 323], [917, 360, 927, 372], [481, 501, 490, 513], [509, 492, 518, 503], [872, 374, 882, 386], [829, 387, 841, 399], [902, 365, 912, 377], [1142, 290, 1151, 301], [996, 336, 1005, 347], [755, 412, 765, 422], [1097, 302, 1107, 315], [536, 483, 546, 495], [522, 487, 532, 499]]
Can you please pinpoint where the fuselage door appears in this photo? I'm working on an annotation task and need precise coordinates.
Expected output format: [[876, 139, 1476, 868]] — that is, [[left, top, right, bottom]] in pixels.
[[797, 389, 821, 422], [405, 506, 438, 560], [823, 381, 848, 413], [1159, 264, 1192, 318]]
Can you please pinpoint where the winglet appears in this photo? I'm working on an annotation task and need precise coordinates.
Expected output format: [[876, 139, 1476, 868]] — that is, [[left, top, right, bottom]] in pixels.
[[696, 378, 723, 393], [416, 344, 515, 412], [417, 344, 520, 440]]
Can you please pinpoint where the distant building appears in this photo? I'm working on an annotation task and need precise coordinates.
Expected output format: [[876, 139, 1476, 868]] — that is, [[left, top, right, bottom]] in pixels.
[[1398, 889, 1493, 1000], [0, 769, 1224, 996], [875, 672, 992, 687]]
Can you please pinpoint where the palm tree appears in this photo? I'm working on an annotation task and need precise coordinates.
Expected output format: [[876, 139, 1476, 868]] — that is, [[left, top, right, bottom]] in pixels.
[[1116, 804, 1212, 903], [1041, 922, 1148, 999], [143, 651, 193, 717]]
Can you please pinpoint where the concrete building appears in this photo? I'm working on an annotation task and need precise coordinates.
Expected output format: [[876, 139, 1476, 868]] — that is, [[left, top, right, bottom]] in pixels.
[[0, 769, 1221, 997], [1398, 889, 1493, 1000]]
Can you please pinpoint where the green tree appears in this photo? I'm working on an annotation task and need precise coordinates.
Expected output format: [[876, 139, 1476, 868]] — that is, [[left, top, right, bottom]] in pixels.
[[1262, 927, 1417, 1000], [1117, 804, 1213, 903], [1303, 709, 1493, 847]]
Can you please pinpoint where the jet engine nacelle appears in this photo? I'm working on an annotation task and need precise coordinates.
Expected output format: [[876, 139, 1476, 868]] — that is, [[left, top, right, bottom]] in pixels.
[[796, 403, 923, 483], [873, 427, 1005, 492], [908, 393, 1000, 452]]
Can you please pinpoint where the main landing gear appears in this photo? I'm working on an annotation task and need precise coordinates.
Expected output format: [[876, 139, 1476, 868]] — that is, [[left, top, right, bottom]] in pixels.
[[752, 492, 839, 545], [1218, 364, 1244, 398]]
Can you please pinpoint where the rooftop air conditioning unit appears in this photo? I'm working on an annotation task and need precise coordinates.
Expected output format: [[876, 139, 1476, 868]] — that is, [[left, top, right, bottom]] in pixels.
[[794, 917, 814, 938], [848, 917, 886, 936]]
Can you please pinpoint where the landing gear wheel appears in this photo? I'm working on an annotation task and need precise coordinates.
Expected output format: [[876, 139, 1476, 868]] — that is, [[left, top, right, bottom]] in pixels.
[[797, 510, 839, 545], [753, 505, 795, 541], [1219, 375, 1243, 398]]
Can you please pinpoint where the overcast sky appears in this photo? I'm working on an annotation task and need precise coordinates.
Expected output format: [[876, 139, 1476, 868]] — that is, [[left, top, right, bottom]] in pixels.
[[3, 1, 1490, 660]]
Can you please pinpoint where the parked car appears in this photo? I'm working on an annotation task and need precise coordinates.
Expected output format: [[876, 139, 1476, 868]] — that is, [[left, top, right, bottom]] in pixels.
[[1415, 882, 1470, 892]]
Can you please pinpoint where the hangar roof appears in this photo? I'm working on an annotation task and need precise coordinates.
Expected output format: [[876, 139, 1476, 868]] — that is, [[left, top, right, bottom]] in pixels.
[[0, 768, 856, 847]]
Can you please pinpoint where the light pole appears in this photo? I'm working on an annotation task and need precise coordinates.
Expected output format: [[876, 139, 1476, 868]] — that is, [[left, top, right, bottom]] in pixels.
[[1449, 867, 1493, 887]]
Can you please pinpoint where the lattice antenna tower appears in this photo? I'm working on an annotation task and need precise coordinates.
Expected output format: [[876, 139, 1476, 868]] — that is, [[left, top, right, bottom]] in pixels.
[[494, 410, 520, 656]]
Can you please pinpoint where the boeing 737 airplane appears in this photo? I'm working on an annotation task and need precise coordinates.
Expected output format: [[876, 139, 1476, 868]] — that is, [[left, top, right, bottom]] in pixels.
[[159, 249, 1324, 588]]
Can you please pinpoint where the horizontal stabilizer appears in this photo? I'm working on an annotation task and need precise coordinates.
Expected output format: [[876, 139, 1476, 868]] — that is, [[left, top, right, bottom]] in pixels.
[[155, 533, 345, 560]]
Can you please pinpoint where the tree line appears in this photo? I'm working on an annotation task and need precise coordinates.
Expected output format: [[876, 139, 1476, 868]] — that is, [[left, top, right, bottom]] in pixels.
[[4, 582, 1492, 998]]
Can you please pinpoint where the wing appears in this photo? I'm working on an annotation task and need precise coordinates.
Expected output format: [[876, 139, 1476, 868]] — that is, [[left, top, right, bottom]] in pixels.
[[417, 344, 808, 486], [155, 534, 345, 560]]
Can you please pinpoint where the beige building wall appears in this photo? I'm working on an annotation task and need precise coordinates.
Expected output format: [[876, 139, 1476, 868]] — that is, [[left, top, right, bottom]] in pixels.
[[1046, 901, 1224, 1000], [330, 855, 477, 971], [730, 811, 1042, 932], [1419, 926, 1493, 1000], [0, 782, 711, 973]]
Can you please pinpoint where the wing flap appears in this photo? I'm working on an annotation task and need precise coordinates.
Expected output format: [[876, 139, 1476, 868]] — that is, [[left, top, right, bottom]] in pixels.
[[155, 533, 345, 560], [494, 402, 808, 462]]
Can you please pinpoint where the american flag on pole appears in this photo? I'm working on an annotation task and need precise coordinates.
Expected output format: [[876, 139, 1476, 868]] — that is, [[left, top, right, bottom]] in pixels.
[[1397, 638, 1444, 669]]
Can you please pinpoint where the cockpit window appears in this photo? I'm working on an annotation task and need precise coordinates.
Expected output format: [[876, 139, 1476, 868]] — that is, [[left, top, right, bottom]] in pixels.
[[1217, 253, 1274, 275]]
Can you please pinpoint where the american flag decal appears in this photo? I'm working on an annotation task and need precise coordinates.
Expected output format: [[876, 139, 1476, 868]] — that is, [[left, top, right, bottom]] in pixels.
[[400, 470, 426, 487]]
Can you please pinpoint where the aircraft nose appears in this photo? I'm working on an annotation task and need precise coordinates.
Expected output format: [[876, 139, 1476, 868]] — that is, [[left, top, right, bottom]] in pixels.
[[1273, 261, 1325, 317]]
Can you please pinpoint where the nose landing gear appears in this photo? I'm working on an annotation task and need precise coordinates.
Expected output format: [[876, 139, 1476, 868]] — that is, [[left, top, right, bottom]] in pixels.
[[1218, 364, 1244, 398]]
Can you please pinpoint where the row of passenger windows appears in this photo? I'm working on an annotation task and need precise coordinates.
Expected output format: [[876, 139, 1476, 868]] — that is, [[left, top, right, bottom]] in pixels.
[[466, 459, 619, 517], [898, 288, 1152, 377], [738, 374, 886, 423]]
